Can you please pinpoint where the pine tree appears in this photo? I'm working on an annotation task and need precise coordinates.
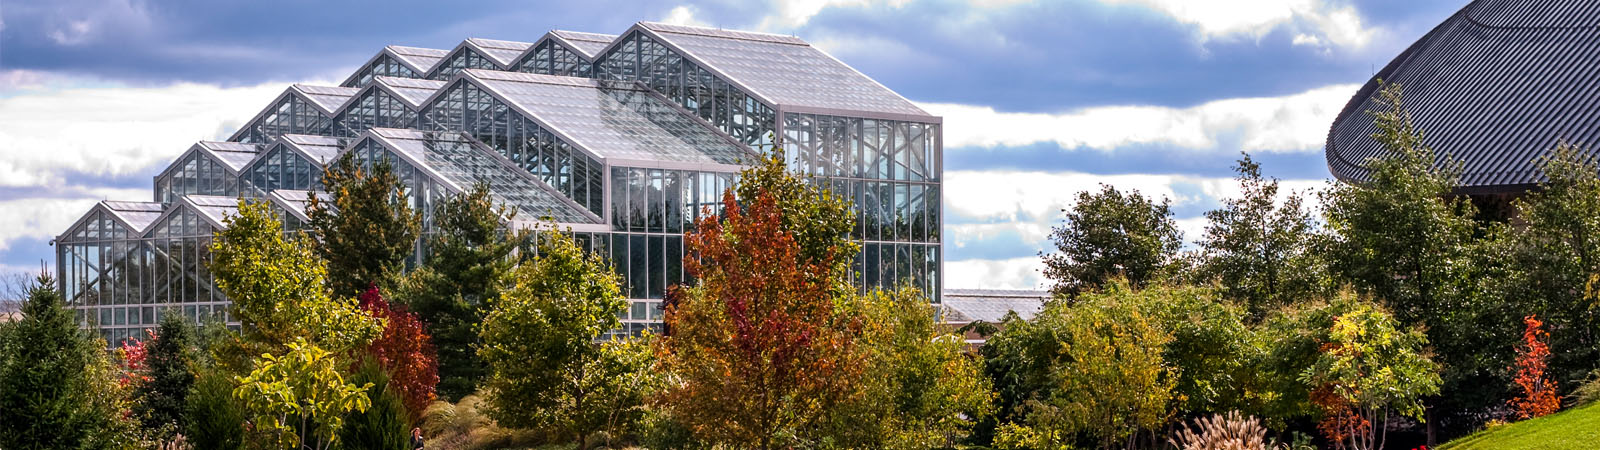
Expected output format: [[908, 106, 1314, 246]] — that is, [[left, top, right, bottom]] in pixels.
[[0, 275, 134, 449], [307, 151, 422, 299], [396, 182, 524, 400], [134, 309, 198, 436]]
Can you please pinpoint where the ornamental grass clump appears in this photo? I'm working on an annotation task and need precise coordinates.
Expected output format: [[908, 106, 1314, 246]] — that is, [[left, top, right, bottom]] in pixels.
[[1169, 411, 1273, 450]]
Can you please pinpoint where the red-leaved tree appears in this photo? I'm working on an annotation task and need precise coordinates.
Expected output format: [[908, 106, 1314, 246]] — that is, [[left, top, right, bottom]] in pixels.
[[358, 286, 440, 421], [115, 332, 152, 389], [655, 153, 864, 449], [1509, 315, 1559, 420]]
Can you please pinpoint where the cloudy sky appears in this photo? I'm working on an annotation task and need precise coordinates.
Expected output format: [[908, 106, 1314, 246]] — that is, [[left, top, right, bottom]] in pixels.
[[0, 0, 1468, 290]]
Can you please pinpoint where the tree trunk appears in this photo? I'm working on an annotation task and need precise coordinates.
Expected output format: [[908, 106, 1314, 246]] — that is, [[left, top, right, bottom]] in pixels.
[[1426, 404, 1436, 448]]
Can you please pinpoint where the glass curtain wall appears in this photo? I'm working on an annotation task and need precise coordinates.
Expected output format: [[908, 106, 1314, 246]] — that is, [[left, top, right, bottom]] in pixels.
[[59, 207, 228, 346], [596, 31, 777, 153], [605, 166, 733, 332], [417, 80, 606, 216], [155, 152, 240, 204], [781, 112, 941, 298]]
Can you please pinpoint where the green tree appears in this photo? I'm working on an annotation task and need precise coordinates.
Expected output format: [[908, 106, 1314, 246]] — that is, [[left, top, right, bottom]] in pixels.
[[234, 338, 374, 450], [1138, 285, 1261, 417], [307, 151, 422, 299], [1301, 302, 1441, 450], [0, 275, 136, 450], [827, 285, 995, 449], [396, 183, 524, 400], [1321, 82, 1486, 441], [990, 282, 1177, 450], [134, 309, 198, 437], [477, 228, 638, 449], [1196, 153, 1327, 321], [1322, 81, 1478, 328], [1042, 185, 1183, 298], [1494, 143, 1600, 388], [210, 200, 383, 357]]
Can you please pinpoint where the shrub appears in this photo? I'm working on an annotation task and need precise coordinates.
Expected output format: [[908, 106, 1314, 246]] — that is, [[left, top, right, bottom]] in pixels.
[[183, 371, 246, 450]]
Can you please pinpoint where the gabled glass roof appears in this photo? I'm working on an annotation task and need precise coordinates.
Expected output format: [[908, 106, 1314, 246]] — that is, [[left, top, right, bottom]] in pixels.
[[459, 69, 755, 167], [100, 201, 167, 234], [464, 38, 534, 67], [388, 45, 450, 73], [279, 134, 345, 164], [294, 85, 363, 115], [193, 142, 262, 173], [630, 22, 932, 119], [362, 128, 602, 224], [180, 195, 243, 228], [548, 30, 617, 58], [374, 77, 448, 108], [267, 190, 325, 221]]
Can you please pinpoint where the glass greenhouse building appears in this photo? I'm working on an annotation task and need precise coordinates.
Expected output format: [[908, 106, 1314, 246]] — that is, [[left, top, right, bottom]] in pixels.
[[54, 22, 943, 344]]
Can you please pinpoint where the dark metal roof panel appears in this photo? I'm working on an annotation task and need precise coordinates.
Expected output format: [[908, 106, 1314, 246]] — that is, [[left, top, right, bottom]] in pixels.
[[1325, 0, 1600, 193]]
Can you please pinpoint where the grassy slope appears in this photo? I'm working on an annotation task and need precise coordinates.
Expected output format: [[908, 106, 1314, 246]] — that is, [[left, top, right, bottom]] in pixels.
[[1439, 403, 1600, 450]]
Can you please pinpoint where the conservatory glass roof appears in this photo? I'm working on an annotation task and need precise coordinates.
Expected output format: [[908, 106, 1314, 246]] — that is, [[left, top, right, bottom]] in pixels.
[[462, 69, 754, 167], [100, 201, 167, 234], [279, 134, 345, 164], [193, 142, 262, 172], [465, 38, 535, 67], [388, 45, 451, 73], [375, 77, 449, 108], [363, 128, 601, 224], [633, 21, 931, 119], [548, 30, 617, 58], [294, 85, 364, 114], [176, 195, 242, 229]]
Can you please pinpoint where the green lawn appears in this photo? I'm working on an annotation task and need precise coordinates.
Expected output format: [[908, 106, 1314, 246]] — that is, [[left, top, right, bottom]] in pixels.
[[1439, 403, 1600, 450]]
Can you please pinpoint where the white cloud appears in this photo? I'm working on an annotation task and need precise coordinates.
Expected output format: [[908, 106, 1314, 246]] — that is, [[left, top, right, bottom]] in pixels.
[[945, 256, 1047, 291], [945, 170, 1196, 223], [660, 5, 712, 27], [942, 170, 1325, 275], [0, 187, 148, 253], [1101, 0, 1379, 49], [919, 83, 1358, 153], [0, 70, 299, 187]]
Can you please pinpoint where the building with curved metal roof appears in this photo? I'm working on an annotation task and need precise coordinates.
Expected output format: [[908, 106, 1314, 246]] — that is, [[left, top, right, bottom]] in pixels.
[[1325, 0, 1600, 194]]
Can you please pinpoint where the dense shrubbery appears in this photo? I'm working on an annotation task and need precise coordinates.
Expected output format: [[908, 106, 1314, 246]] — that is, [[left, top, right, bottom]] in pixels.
[[6, 82, 1600, 450]]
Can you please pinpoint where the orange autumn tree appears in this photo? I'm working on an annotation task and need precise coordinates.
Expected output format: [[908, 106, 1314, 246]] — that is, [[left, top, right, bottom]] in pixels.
[[358, 286, 440, 421], [655, 152, 862, 450], [1509, 315, 1559, 419]]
